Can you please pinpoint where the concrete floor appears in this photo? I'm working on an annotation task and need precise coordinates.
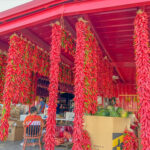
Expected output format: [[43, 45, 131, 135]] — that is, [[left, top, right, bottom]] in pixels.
[[0, 141, 70, 150]]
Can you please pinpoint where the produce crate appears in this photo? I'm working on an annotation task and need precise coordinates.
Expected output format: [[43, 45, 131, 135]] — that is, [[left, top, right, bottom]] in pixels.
[[84, 116, 130, 150], [7, 121, 23, 141]]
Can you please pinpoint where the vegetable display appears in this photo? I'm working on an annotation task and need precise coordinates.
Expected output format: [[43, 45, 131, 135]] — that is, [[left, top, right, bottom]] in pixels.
[[94, 106, 129, 118]]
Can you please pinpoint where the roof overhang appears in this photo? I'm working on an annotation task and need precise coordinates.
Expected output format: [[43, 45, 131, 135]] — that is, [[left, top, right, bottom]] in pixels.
[[0, 0, 150, 35]]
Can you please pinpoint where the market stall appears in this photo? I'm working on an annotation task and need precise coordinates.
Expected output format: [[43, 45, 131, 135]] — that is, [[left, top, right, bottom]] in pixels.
[[0, 0, 150, 150]]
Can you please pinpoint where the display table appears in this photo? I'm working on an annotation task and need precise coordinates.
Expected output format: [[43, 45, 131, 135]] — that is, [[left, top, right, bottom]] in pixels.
[[84, 116, 130, 150]]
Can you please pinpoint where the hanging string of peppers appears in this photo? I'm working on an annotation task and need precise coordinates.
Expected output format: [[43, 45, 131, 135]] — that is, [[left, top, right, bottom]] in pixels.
[[0, 54, 7, 103], [0, 27, 75, 141], [102, 58, 113, 98], [28, 34, 74, 85], [0, 34, 32, 141], [97, 47, 104, 96], [61, 29, 76, 57], [27, 72, 39, 104], [60, 29, 75, 85], [73, 19, 85, 150], [59, 63, 74, 85], [82, 130, 92, 150], [45, 23, 62, 150], [134, 9, 150, 149], [83, 24, 98, 114], [123, 130, 138, 150], [97, 53, 114, 98], [29, 41, 73, 84], [3, 34, 32, 104], [0, 34, 73, 96], [28, 42, 49, 77]]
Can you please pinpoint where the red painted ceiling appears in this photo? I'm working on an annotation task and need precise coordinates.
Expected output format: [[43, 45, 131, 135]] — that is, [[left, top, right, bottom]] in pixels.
[[1, 3, 150, 84], [88, 8, 137, 83]]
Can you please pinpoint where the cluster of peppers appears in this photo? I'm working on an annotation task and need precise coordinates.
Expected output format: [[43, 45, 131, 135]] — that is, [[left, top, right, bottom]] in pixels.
[[103, 59, 114, 98], [0, 25, 75, 143], [97, 46, 104, 96], [29, 44, 49, 77], [73, 20, 86, 150], [61, 29, 76, 57], [82, 130, 92, 150], [3, 34, 32, 104], [123, 130, 138, 150], [0, 34, 49, 140], [45, 23, 62, 150], [83, 24, 98, 114], [28, 72, 38, 104], [28, 35, 74, 85], [134, 10, 150, 149], [60, 29, 75, 85], [59, 63, 74, 85], [97, 47, 114, 98], [0, 34, 33, 140], [0, 54, 7, 103]]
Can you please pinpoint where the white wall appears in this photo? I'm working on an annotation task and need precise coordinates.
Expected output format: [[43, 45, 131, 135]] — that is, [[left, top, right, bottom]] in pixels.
[[0, 0, 33, 12]]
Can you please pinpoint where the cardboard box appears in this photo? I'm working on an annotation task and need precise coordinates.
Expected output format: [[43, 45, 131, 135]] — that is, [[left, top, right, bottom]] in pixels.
[[84, 116, 130, 150], [7, 121, 24, 141], [10, 105, 20, 120]]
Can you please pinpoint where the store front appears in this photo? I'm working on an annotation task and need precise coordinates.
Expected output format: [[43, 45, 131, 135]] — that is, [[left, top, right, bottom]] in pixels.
[[0, 0, 150, 150]]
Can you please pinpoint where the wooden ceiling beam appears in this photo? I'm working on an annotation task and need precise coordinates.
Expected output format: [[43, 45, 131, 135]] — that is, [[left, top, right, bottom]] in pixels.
[[111, 62, 135, 67], [95, 24, 133, 29]]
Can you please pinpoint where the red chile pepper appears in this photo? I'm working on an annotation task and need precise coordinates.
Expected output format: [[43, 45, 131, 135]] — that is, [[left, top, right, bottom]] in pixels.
[[134, 10, 150, 149], [123, 130, 138, 150], [72, 20, 86, 150], [45, 24, 61, 150]]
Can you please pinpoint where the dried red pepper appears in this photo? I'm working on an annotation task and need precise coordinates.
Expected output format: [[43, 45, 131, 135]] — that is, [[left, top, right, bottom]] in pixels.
[[134, 9, 150, 149], [82, 130, 92, 150], [45, 23, 62, 150], [0, 54, 7, 103], [61, 29, 76, 57], [83, 24, 98, 114], [73, 20, 85, 150], [123, 130, 138, 150], [0, 34, 32, 140]]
